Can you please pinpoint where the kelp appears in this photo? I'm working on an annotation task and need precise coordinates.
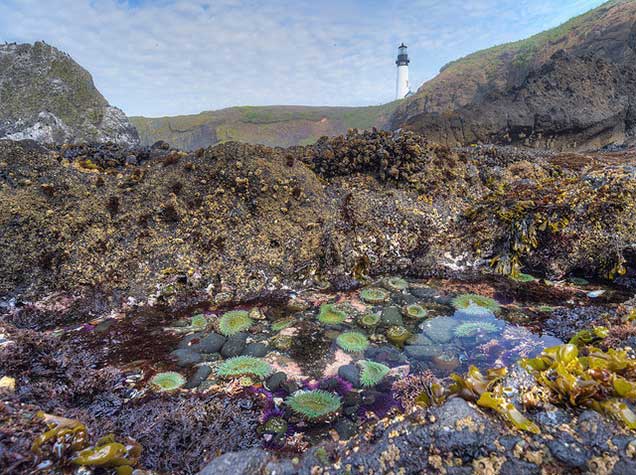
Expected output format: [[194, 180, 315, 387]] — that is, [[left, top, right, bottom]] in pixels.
[[521, 343, 636, 429], [450, 366, 539, 433], [568, 326, 608, 347], [31, 412, 142, 473]]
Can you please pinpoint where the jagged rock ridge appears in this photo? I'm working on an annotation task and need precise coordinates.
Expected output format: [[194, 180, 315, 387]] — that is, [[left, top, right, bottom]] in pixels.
[[389, 0, 636, 151], [0, 41, 139, 145]]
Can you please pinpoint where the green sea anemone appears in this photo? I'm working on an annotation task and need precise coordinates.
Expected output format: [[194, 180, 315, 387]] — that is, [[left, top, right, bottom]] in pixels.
[[285, 390, 342, 420], [451, 294, 501, 315], [336, 331, 369, 353], [359, 287, 390, 304], [386, 326, 412, 347], [219, 310, 253, 336], [359, 360, 390, 387], [217, 356, 272, 379], [403, 304, 428, 320], [359, 313, 381, 328], [510, 273, 535, 283], [453, 321, 499, 338], [384, 277, 408, 292], [190, 314, 209, 330], [272, 317, 295, 332], [149, 372, 186, 392], [317, 304, 347, 325]]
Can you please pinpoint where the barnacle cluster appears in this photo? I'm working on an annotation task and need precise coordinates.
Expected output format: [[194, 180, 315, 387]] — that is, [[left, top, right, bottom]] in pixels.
[[217, 356, 272, 379], [359, 287, 390, 304], [520, 343, 636, 429], [336, 331, 369, 353], [219, 310, 253, 336], [285, 389, 342, 421], [317, 303, 347, 325]]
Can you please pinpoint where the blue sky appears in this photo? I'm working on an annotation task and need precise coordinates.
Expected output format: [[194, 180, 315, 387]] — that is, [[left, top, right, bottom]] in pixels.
[[0, 0, 607, 117]]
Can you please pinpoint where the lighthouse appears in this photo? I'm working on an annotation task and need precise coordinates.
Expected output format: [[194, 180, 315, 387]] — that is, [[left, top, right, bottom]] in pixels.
[[395, 43, 410, 100]]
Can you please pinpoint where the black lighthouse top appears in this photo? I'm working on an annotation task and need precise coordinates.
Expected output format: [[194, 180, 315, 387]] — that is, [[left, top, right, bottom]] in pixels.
[[396, 43, 410, 66]]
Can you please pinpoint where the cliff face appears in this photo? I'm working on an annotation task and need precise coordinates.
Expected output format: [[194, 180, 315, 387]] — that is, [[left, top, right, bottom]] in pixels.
[[0, 41, 139, 145], [390, 0, 636, 150]]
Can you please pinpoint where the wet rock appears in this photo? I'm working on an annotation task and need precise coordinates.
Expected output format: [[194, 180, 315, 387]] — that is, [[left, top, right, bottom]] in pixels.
[[499, 459, 541, 475], [197, 333, 226, 353], [221, 333, 248, 358], [185, 365, 212, 389], [264, 460, 298, 475], [338, 364, 360, 387], [409, 286, 438, 300], [335, 418, 357, 440], [198, 448, 270, 475], [265, 372, 287, 392], [171, 348, 203, 367], [243, 342, 268, 357], [201, 352, 222, 362], [381, 306, 404, 327], [547, 435, 589, 468], [422, 316, 457, 343], [365, 345, 408, 365], [404, 344, 442, 360], [433, 398, 494, 454]]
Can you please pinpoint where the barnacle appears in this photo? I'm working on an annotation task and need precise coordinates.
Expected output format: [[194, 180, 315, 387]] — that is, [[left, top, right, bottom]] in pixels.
[[149, 372, 186, 392], [358, 360, 390, 387], [285, 390, 342, 420], [451, 293, 501, 315], [317, 303, 347, 325], [384, 277, 409, 292], [360, 287, 390, 304], [336, 331, 369, 353], [217, 356, 272, 379], [454, 321, 499, 338], [219, 310, 253, 336], [403, 304, 428, 320], [358, 313, 381, 328], [386, 326, 412, 347]]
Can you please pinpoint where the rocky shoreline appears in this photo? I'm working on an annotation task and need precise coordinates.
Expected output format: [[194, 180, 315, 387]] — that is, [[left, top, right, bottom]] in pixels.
[[4, 131, 636, 474]]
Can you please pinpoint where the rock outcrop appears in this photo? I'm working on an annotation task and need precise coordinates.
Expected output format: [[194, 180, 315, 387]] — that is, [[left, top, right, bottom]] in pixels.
[[390, 0, 636, 151], [0, 41, 139, 145]]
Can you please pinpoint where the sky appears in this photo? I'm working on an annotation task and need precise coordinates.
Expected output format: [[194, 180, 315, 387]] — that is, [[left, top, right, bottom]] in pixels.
[[0, 0, 608, 117]]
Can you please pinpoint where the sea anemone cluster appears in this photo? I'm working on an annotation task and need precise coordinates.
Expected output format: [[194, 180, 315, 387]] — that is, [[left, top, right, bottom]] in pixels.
[[317, 303, 347, 325], [359, 287, 390, 304], [358, 360, 390, 387], [336, 331, 369, 353], [149, 372, 186, 392], [454, 321, 499, 338], [217, 356, 272, 379], [285, 389, 342, 420], [451, 293, 501, 315], [219, 310, 253, 336]]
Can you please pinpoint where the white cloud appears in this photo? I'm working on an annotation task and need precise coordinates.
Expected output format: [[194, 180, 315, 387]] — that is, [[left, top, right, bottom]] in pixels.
[[0, 0, 607, 116]]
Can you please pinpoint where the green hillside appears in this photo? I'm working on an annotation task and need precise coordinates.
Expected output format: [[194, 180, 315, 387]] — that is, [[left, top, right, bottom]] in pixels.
[[131, 103, 399, 150]]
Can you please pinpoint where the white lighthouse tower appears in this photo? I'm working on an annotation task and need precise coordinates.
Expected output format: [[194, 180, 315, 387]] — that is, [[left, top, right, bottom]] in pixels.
[[395, 43, 410, 100]]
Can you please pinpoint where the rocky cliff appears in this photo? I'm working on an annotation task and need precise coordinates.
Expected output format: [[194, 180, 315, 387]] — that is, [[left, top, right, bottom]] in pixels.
[[390, 0, 636, 151], [0, 41, 139, 145]]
